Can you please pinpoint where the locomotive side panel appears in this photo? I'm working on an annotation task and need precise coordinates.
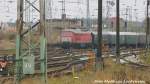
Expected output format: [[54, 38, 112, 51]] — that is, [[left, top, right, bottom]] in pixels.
[[61, 31, 74, 43], [74, 33, 92, 43]]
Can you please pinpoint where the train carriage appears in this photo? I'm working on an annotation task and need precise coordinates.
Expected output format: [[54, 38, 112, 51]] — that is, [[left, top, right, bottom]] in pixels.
[[61, 29, 147, 48]]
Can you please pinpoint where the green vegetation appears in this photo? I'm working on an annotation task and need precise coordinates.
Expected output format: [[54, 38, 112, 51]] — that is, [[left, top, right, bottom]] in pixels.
[[139, 53, 150, 64], [45, 59, 150, 84], [3, 58, 150, 84]]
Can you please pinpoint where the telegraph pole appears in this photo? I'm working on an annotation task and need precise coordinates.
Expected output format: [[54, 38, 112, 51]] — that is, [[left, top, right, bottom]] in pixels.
[[58, 0, 80, 29], [58, 0, 66, 19], [125, 7, 129, 32], [145, 0, 150, 56], [96, 0, 103, 71], [116, 0, 120, 63], [134, 8, 139, 48], [86, 0, 91, 30], [134, 0, 138, 49], [124, 6, 129, 47], [106, 1, 115, 30]]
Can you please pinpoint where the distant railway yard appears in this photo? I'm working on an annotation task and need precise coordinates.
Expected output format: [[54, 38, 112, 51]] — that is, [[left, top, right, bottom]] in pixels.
[[1, 30, 150, 83], [1, 0, 150, 84]]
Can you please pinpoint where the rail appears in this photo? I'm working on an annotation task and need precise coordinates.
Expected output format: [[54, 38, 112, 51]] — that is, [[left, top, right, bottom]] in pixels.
[[0, 48, 150, 77]]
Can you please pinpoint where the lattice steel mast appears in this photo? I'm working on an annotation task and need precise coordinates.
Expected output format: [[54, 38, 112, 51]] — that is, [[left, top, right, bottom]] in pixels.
[[16, 0, 47, 84], [16, 0, 24, 83]]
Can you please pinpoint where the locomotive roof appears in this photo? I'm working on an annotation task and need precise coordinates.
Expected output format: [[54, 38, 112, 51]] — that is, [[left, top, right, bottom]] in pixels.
[[62, 29, 91, 34]]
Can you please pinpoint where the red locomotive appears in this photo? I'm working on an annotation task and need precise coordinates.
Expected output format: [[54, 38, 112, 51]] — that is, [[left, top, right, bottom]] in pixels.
[[61, 29, 92, 48]]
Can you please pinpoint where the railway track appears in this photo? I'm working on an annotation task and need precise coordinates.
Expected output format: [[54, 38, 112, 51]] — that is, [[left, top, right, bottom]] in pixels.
[[0, 77, 14, 84], [34, 47, 89, 75], [0, 49, 15, 55], [0, 47, 150, 77], [0, 47, 150, 84]]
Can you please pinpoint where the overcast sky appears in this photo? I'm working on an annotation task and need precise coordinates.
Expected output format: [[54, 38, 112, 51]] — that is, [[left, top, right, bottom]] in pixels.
[[0, 0, 148, 22]]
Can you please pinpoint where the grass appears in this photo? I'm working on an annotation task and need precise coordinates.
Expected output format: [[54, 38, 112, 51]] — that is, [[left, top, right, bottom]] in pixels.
[[2, 58, 149, 84], [139, 52, 150, 64], [45, 58, 150, 84]]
